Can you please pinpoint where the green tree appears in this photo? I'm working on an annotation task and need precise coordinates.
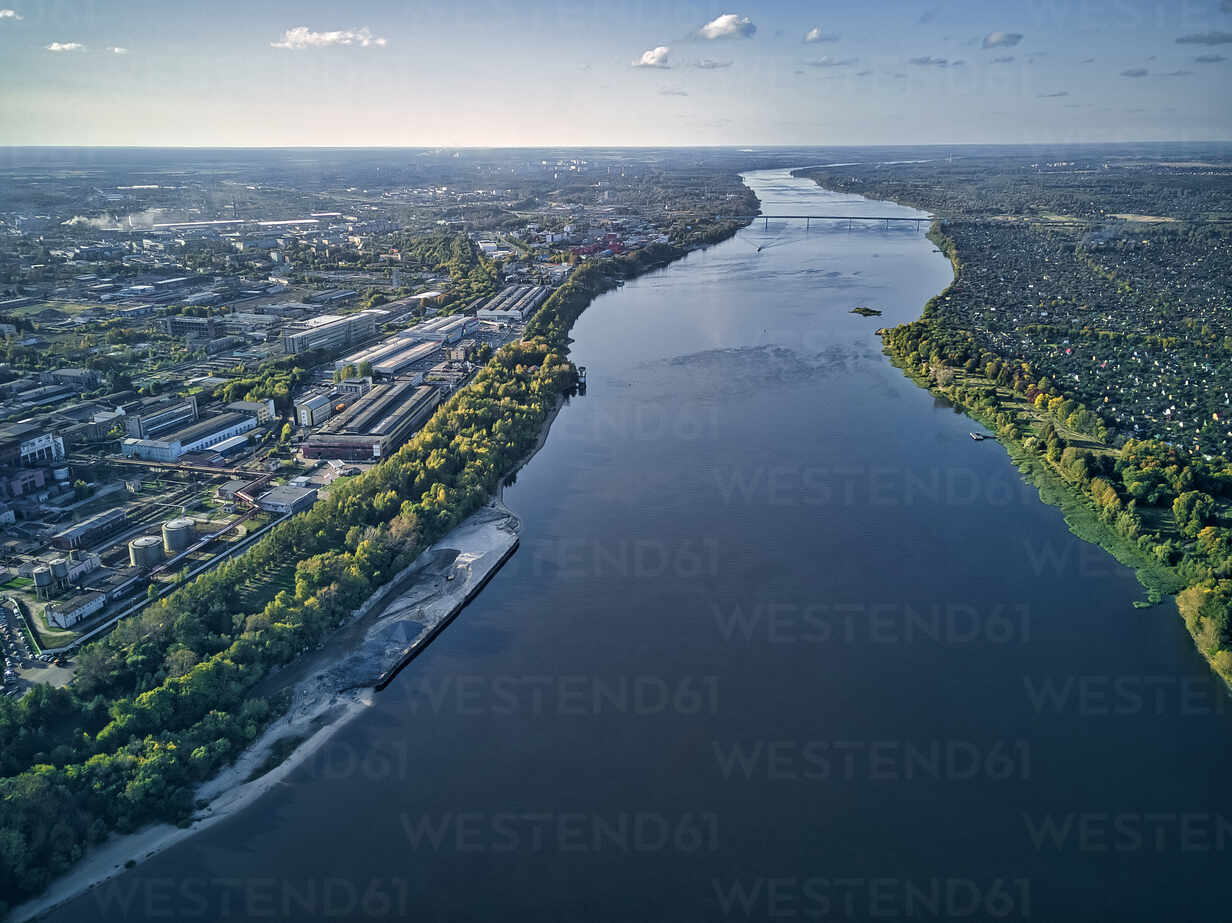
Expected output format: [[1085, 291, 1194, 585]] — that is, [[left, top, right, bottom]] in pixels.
[[1173, 491, 1216, 539]]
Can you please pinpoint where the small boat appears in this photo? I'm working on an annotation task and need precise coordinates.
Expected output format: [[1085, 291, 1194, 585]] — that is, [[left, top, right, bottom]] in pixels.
[[970, 432, 987, 441]]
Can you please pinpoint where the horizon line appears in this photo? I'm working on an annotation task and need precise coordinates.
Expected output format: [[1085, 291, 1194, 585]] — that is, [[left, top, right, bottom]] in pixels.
[[2, 140, 1232, 151]]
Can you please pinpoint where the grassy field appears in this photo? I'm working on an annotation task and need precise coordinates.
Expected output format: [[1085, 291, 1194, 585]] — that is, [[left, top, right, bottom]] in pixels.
[[7, 300, 97, 318]]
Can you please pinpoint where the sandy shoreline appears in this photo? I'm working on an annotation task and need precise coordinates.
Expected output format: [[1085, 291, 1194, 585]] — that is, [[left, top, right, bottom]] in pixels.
[[10, 501, 521, 923]]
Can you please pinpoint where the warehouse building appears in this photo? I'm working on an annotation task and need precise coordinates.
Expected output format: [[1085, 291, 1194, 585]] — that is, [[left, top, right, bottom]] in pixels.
[[476, 284, 549, 323], [400, 315, 478, 344], [334, 335, 415, 372], [372, 341, 439, 377], [121, 412, 257, 462], [303, 381, 440, 461], [255, 485, 319, 514]]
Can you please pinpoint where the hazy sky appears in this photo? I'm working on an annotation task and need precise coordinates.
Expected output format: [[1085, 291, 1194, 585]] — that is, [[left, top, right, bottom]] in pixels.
[[1, 0, 1230, 146]]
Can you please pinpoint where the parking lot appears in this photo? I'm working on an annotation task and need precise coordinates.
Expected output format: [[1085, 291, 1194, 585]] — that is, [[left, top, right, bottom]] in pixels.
[[1, 600, 74, 692]]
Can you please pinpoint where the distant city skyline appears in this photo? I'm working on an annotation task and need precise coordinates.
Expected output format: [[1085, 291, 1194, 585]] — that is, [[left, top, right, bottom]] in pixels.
[[1, 0, 1230, 146]]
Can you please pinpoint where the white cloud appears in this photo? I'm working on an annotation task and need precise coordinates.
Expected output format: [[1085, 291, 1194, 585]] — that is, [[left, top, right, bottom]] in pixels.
[[107, 46, 129, 54], [982, 31, 1023, 49], [699, 13, 756, 40], [694, 58, 732, 69], [45, 42, 84, 52], [0, 9, 22, 20], [803, 27, 838, 43], [909, 55, 949, 66], [633, 46, 671, 68], [271, 26, 387, 50]]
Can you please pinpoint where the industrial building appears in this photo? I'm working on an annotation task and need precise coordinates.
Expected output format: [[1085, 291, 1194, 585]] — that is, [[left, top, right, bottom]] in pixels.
[[281, 311, 379, 354], [225, 398, 277, 424], [334, 335, 414, 372], [0, 422, 66, 467], [255, 485, 319, 514], [123, 395, 199, 439], [476, 285, 549, 323], [209, 434, 251, 458], [51, 507, 127, 550], [333, 318, 474, 376], [161, 315, 218, 339], [121, 412, 257, 462], [308, 289, 359, 305], [295, 392, 336, 427], [30, 549, 101, 598], [303, 381, 440, 461], [45, 591, 106, 629], [338, 376, 373, 397], [401, 315, 478, 344], [372, 341, 439, 377]]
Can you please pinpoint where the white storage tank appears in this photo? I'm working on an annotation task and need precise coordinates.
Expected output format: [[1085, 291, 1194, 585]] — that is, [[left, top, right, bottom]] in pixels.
[[49, 558, 69, 580], [32, 567, 52, 589], [162, 517, 197, 555], [129, 535, 164, 568]]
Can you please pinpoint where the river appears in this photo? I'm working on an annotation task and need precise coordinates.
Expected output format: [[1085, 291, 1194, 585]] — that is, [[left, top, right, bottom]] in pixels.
[[49, 170, 1232, 922]]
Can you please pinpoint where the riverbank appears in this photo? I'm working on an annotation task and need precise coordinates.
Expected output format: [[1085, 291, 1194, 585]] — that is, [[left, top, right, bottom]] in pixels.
[[791, 171, 1232, 680], [883, 350, 1183, 600], [8, 207, 755, 920], [8, 501, 520, 923], [868, 227, 1228, 687]]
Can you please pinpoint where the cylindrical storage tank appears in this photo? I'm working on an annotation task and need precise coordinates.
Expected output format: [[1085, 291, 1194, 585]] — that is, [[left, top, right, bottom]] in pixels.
[[49, 558, 69, 580], [162, 518, 196, 555], [32, 567, 52, 588], [129, 535, 164, 568]]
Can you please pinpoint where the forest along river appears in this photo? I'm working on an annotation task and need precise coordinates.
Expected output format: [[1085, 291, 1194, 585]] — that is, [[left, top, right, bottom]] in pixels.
[[51, 170, 1232, 922]]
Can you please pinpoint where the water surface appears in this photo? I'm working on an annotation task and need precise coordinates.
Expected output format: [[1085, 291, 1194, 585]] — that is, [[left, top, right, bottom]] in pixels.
[[58, 170, 1232, 923]]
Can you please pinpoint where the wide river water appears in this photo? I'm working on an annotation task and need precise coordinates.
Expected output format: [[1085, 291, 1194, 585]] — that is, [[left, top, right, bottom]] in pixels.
[[53, 170, 1232, 921]]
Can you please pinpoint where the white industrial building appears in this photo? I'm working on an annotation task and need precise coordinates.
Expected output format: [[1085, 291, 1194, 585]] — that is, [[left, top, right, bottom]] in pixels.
[[121, 412, 257, 462], [45, 591, 105, 629]]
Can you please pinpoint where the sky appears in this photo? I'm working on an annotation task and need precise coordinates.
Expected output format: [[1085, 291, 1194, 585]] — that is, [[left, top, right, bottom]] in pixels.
[[1, 0, 1230, 146]]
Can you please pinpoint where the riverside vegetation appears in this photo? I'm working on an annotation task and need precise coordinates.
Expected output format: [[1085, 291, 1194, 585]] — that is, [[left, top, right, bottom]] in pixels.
[[794, 158, 1232, 690], [0, 220, 746, 910], [880, 232, 1232, 686]]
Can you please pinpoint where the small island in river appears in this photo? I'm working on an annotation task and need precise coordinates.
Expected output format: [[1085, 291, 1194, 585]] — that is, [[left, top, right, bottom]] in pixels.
[[850, 306, 883, 316]]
